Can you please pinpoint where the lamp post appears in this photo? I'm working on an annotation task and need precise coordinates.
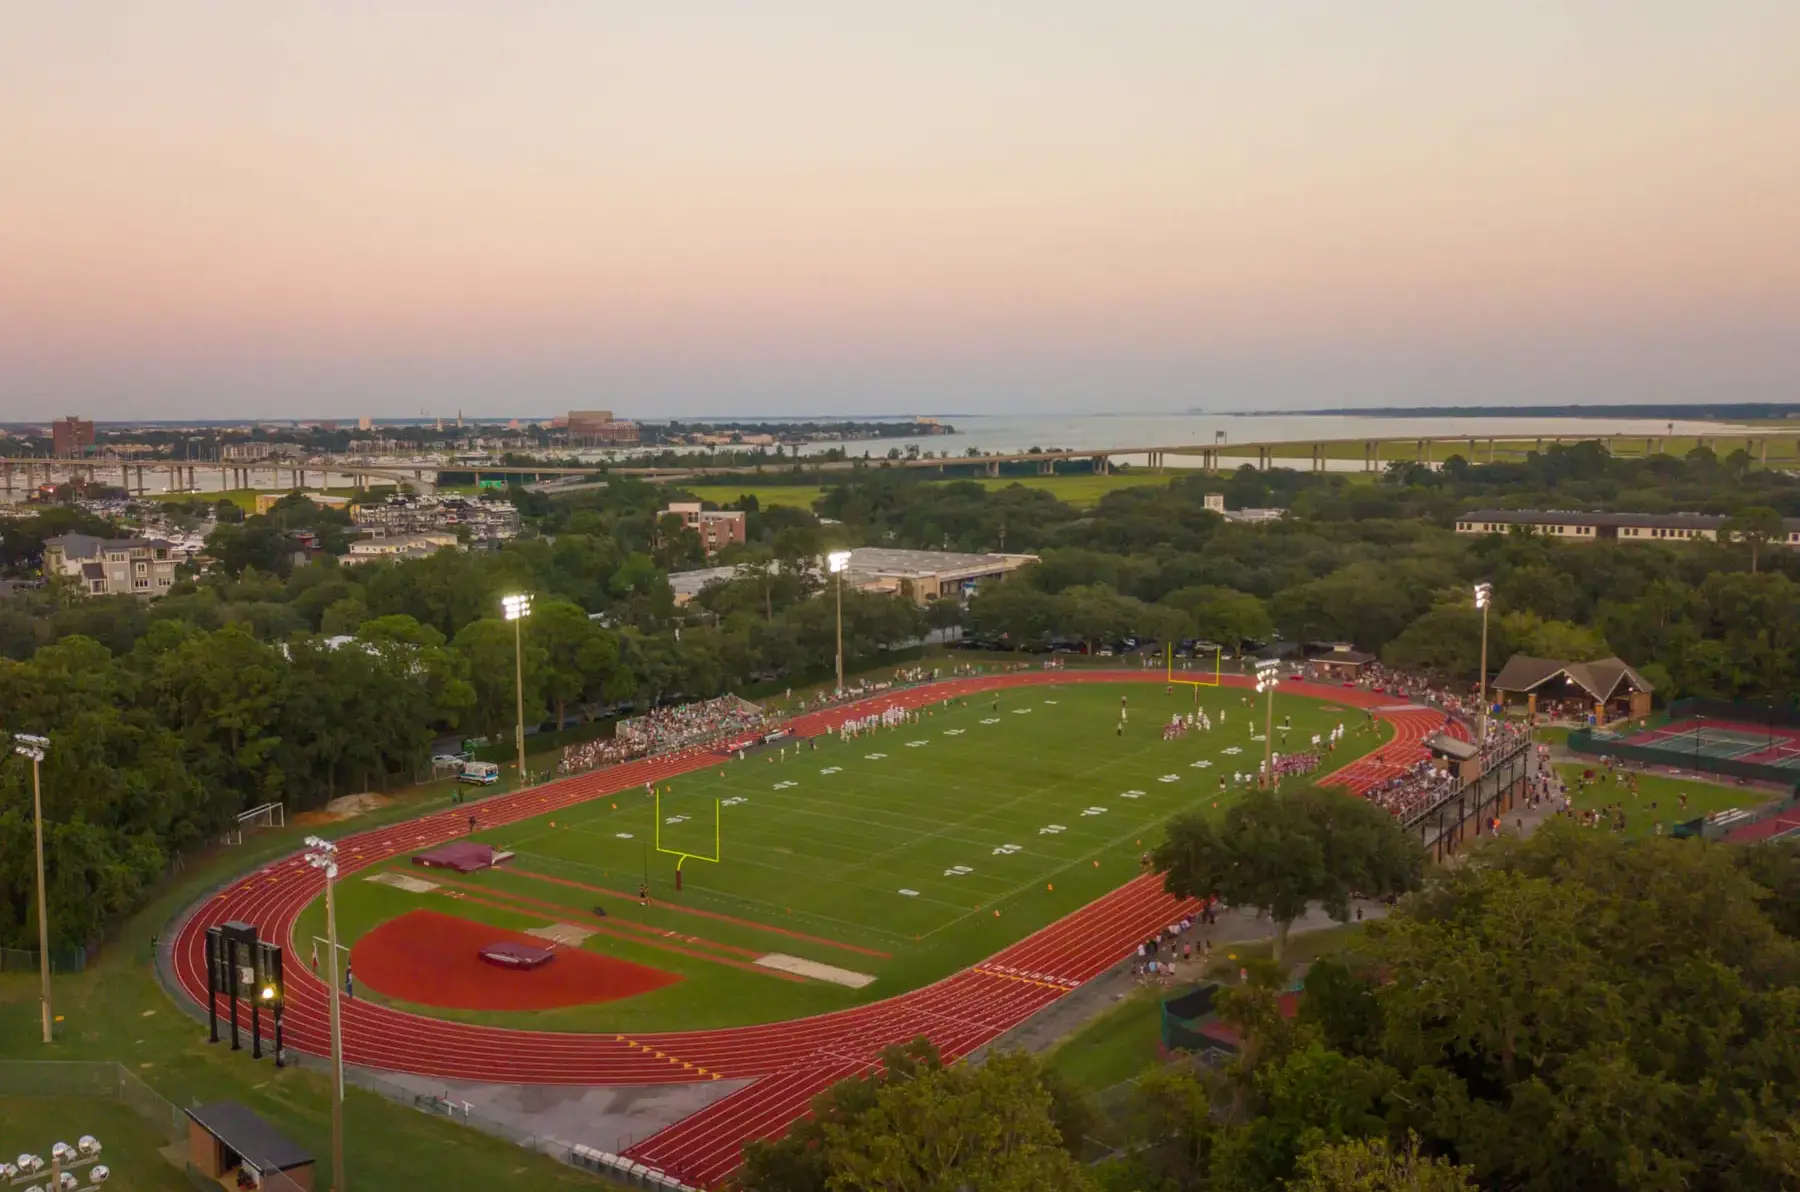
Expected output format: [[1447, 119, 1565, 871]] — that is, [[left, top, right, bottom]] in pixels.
[[1474, 583, 1492, 748], [502, 594, 533, 781], [1254, 660, 1280, 789], [827, 551, 852, 693], [11, 732, 52, 1044], [304, 837, 346, 1192]]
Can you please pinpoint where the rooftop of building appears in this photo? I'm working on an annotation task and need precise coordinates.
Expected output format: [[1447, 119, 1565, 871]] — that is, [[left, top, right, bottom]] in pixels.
[[1460, 508, 1800, 531]]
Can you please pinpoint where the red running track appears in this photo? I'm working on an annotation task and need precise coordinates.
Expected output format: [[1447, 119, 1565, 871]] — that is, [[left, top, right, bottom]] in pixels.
[[169, 672, 1438, 1187]]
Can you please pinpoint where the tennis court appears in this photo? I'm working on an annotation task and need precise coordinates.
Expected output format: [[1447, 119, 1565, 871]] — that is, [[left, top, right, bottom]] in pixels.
[[1624, 718, 1800, 770]]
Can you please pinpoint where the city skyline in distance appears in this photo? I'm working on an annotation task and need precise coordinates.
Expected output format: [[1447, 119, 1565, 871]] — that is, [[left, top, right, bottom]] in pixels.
[[3, 2, 1798, 422]]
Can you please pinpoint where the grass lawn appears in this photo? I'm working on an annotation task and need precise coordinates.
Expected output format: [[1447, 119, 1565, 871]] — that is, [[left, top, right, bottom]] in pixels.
[[678, 483, 830, 512], [0, 1095, 191, 1192], [1554, 763, 1774, 838], [0, 798, 620, 1192], [300, 683, 1391, 1034]]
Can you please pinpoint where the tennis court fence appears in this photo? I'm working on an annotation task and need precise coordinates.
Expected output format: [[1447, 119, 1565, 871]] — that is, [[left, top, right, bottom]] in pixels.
[[1568, 722, 1800, 789]]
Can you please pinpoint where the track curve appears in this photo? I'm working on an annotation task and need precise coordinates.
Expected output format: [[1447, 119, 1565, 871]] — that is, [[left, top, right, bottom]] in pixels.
[[169, 671, 1440, 1186]]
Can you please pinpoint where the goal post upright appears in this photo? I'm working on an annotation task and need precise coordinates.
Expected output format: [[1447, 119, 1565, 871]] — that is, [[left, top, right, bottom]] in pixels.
[[1165, 642, 1223, 689], [654, 788, 722, 872]]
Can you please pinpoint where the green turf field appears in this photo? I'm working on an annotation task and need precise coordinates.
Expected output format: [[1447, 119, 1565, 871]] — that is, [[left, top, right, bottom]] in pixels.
[[1553, 763, 1773, 838], [300, 682, 1391, 1033]]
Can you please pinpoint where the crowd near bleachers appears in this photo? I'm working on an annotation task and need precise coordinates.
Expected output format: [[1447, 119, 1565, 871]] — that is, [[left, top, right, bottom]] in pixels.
[[1337, 662, 1532, 821], [559, 695, 769, 775]]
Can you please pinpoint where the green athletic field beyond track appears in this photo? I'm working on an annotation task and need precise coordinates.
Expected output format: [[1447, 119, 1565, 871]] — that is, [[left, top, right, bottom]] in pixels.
[[295, 682, 1391, 1033]]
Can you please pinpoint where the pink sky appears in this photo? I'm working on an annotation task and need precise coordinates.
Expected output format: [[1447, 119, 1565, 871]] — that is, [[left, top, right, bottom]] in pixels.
[[3, 3, 1798, 418]]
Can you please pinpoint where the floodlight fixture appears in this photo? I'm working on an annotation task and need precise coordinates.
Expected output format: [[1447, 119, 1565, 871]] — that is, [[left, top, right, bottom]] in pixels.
[[827, 550, 853, 574], [501, 593, 533, 620], [1473, 582, 1492, 609], [11, 732, 48, 761]]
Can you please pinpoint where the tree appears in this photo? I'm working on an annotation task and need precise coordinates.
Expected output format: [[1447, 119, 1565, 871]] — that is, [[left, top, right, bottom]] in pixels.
[[531, 600, 620, 728], [1153, 784, 1421, 963], [822, 1051, 1094, 1192], [1288, 1134, 1477, 1192], [1723, 506, 1785, 573]]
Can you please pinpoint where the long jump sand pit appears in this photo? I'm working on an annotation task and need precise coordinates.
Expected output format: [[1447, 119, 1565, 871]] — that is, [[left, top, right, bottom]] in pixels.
[[351, 909, 680, 1011], [754, 953, 876, 988]]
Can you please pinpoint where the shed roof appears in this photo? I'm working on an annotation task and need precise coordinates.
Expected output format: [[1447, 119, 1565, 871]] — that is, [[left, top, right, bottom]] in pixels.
[[186, 1102, 313, 1174]]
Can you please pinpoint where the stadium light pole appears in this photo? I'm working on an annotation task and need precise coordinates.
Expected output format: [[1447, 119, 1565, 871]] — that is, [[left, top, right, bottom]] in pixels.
[[11, 733, 53, 1044], [1255, 661, 1280, 789], [1474, 583, 1492, 747], [3, 1136, 108, 1190], [828, 551, 852, 693], [304, 837, 346, 1192], [502, 594, 533, 781]]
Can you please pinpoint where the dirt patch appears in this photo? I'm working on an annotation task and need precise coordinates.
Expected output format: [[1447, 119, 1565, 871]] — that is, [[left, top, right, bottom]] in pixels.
[[754, 953, 876, 988], [366, 871, 440, 894], [528, 922, 598, 947], [294, 793, 394, 826], [351, 908, 680, 1011]]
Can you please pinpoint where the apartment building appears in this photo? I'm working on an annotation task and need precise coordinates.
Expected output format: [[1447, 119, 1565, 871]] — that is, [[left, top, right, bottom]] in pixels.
[[661, 502, 747, 556], [43, 534, 180, 596], [1456, 508, 1800, 546]]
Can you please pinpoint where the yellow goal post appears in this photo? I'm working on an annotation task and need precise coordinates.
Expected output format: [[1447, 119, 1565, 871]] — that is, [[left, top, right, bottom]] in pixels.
[[1166, 641, 1223, 688]]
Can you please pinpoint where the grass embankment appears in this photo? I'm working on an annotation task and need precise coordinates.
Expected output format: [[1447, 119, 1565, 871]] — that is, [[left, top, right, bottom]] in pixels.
[[1045, 924, 1365, 1094], [0, 796, 617, 1192]]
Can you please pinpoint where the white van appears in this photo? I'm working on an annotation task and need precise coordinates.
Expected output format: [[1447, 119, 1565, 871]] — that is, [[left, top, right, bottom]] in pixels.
[[457, 761, 500, 785]]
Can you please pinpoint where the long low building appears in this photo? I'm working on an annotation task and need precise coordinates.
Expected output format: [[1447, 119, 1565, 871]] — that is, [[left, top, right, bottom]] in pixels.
[[670, 547, 1037, 607], [1457, 508, 1800, 545]]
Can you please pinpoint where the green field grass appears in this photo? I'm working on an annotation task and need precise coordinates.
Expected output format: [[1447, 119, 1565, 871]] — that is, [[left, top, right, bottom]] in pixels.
[[1553, 763, 1772, 838], [0, 1095, 191, 1192], [684, 472, 1184, 511], [302, 683, 1390, 1034]]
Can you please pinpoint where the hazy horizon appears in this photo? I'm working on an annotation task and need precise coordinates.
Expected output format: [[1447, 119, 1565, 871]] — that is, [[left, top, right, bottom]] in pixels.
[[4, 3, 1797, 422]]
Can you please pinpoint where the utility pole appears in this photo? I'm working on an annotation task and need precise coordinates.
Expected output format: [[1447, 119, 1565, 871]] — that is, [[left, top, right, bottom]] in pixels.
[[502, 594, 533, 780], [305, 838, 346, 1192], [828, 551, 851, 691], [1474, 583, 1492, 749], [1254, 661, 1279, 789], [12, 733, 52, 1043]]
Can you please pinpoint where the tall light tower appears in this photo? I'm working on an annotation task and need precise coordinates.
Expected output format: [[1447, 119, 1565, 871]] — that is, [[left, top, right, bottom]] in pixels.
[[1254, 660, 1280, 789], [828, 551, 852, 692], [502, 594, 533, 781], [11, 732, 52, 1043], [303, 837, 346, 1192], [1473, 583, 1492, 748]]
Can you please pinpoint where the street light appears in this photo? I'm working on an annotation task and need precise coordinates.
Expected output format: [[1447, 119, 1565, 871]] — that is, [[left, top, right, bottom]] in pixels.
[[502, 593, 533, 781], [827, 551, 853, 693], [304, 837, 347, 1192], [1473, 583, 1492, 747], [1254, 661, 1280, 789], [11, 732, 52, 1044]]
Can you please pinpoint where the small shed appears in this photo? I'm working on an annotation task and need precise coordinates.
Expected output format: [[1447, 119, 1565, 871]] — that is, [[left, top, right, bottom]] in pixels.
[[1425, 731, 1482, 782], [186, 1101, 315, 1190], [1308, 643, 1374, 677]]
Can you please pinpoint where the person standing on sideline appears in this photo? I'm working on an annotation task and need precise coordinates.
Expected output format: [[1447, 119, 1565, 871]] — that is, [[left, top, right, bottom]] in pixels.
[[311, 940, 319, 975], [345, 963, 354, 1000]]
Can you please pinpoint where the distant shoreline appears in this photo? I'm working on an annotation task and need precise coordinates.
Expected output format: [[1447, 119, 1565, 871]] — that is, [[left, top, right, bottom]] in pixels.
[[1272, 402, 1800, 422]]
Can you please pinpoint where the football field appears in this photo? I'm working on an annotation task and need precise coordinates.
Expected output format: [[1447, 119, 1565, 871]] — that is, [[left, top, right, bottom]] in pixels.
[[303, 681, 1390, 1032]]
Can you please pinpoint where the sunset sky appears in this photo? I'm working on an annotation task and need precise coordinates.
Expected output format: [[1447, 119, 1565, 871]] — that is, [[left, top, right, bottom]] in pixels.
[[2, 2, 1797, 420]]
